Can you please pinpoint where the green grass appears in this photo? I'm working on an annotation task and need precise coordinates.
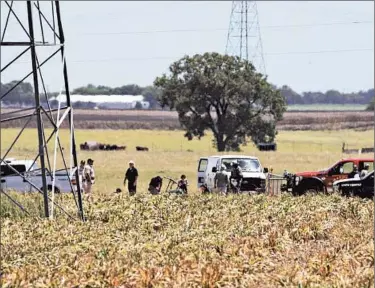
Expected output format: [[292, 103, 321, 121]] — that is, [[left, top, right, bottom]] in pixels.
[[1, 128, 373, 154], [1, 128, 373, 195]]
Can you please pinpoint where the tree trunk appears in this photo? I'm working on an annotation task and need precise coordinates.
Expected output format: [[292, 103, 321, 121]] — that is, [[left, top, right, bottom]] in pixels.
[[216, 134, 226, 152]]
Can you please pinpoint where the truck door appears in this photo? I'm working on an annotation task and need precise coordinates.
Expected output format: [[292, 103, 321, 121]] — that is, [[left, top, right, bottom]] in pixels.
[[22, 171, 32, 192], [197, 158, 208, 188], [326, 161, 354, 187], [16, 165, 32, 192], [362, 172, 374, 197], [14, 165, 32, 192], [206, 158, 219, 189], [1, 164, 30, 192]]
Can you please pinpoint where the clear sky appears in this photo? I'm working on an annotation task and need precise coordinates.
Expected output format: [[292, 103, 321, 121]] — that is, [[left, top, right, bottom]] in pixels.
[[1, 1, 374, 94]]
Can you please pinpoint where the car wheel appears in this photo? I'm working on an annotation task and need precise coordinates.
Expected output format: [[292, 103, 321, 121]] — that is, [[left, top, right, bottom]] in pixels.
[[308, 184, 326, 194]]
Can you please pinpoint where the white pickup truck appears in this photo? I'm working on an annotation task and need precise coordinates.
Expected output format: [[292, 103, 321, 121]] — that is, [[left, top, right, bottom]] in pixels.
[[197, 155, 268, 192], [0, 158, 79, 193]]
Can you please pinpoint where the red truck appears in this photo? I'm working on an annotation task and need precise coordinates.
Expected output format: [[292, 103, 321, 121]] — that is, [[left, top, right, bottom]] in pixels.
[[281, 158, 374, 195]]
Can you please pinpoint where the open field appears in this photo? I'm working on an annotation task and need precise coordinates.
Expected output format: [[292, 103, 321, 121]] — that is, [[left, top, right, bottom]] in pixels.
[[1, 128, 374, 286], [1, 109, 373, 131], [286, 104, 367, 111], [1, 129, 374, 194]]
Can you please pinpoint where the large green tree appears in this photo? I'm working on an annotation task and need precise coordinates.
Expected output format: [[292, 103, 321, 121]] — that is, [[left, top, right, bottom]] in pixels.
[[154, 52, 286, 152]]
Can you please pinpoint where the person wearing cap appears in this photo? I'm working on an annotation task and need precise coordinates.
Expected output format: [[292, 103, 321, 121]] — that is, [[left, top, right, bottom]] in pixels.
[[214, 165, 229, 195], [124, 160, 138, 196], [360, 164, 370, 178], [83, 158, 95, 201]]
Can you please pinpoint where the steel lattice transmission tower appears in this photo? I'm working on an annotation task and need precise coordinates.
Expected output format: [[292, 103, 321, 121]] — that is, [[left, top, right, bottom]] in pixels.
[[225, 1, 267, 76], [0, 1, 84, 221]]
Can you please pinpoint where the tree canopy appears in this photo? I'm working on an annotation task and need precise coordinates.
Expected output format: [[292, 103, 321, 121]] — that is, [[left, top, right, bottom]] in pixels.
[[154, 52, 286, 151], [366, 97, 375, 111]]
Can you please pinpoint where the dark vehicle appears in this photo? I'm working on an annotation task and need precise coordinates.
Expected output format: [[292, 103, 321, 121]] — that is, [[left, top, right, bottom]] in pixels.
[[281, 171, 328, 196], [333, 170, 374, 199]]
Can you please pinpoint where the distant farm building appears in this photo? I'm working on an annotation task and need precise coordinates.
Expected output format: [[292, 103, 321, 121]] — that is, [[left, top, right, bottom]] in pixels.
[[50, 94, 150, 110]]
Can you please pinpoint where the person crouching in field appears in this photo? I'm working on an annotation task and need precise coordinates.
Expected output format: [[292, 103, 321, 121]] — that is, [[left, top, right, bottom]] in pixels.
[[83, 158, 95, 202], [124, 160, 138, 196], [169, 175, 189, 194], [177, 174, 189, 194], [148, 176, 163, 195], [214, 165, 229, 195], [200, 184, 210, 194]]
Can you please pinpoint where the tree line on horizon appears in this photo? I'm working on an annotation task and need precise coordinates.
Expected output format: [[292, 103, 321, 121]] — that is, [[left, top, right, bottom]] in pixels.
[[1, 80, 374, 110], [1, 52, 374, 152]]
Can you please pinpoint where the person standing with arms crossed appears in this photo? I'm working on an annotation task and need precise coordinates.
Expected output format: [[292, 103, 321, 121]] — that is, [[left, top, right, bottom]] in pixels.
[[124, 160, 138, 196]]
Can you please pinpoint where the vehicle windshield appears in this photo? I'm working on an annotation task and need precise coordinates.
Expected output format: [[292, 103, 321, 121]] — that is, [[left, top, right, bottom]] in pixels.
[[0, 164, 26, 176], [221, 158, 261, 172]]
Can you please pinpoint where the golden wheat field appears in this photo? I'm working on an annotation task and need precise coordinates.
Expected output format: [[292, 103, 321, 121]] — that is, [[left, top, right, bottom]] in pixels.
[[0, 128, 374, 287]]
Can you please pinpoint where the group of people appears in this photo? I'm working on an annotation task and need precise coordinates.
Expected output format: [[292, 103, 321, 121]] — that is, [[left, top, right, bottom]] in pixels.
[[123, 160, 189, 195], [78, 159, 189, 200], [148, 174, 189, 195], [210, 162, 243, 194], [77, 159, 370, 201], [348, 163, 370, 179], [77, 158, 244, 200]]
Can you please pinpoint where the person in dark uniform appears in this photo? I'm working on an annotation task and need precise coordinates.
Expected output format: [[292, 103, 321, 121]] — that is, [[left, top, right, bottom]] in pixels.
[[124, 160, 138, 196], [230, 162, 243, 193], [348, 165, 359, 179]]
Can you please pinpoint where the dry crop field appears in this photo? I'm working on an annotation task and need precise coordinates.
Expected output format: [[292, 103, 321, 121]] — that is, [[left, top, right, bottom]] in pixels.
[[1, 109, 373, 131], [0, 128, 374, 287]]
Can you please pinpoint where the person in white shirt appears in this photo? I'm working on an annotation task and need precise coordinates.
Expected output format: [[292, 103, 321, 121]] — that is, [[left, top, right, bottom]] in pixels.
[[78, 160, 85, 193], [84, 158, 95, 202], [360, 164, 370, 178]]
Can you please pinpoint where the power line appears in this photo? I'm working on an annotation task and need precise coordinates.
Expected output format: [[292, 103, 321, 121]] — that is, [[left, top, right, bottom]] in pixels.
[[6, 48, 373, 66], [265, 48, 373, 56], [60, 48, 375, 64], [79, 20, 374, 36]]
